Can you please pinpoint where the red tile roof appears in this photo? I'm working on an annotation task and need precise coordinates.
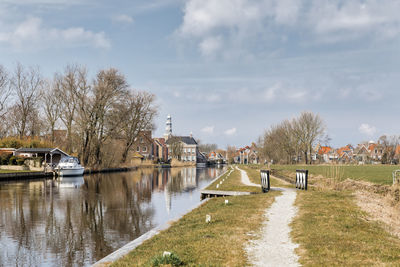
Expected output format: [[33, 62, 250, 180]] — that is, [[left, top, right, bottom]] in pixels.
[[396, 145, 400, 155], [318, 146, 331, 155]]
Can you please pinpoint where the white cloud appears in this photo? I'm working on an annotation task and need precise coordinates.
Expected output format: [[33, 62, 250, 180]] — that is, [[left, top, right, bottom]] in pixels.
[[0, 16, 110, 50], [201, 126, 214, 134], [359, 123, 376, 137], [263, 83, 278, 102], [224, 127, 237, 136], [199, 35, 222, 56], [112, 14, 134, 24], [178, 0, 400, 57]]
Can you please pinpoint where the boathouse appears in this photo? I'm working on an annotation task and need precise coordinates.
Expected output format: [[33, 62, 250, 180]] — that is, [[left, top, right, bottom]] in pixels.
[[14, 148, 70, 167]]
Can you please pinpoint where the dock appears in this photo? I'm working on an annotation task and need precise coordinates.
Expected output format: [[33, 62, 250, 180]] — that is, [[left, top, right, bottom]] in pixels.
[[200, 189, 257, 200]]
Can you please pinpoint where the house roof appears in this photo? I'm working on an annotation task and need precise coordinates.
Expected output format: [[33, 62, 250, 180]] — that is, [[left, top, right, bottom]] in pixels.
[[337, 145, 353, 157], [395, 145, 400, 155], [15, 148, 69, 156], [318, 146, 331, 155], [166, 136, 197, 145], [154, 138, 166, 146]]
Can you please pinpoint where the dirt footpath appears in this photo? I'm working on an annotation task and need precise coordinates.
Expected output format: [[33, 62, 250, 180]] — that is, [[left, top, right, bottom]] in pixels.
[[246, 188, 300, 267]]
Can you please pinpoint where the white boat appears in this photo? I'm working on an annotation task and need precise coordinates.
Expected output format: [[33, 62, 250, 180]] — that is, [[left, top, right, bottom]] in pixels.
[[57, 157, 85, 177]]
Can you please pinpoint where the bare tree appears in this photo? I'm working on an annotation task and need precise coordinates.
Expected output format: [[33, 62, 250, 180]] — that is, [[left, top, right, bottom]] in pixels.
[[259, 111, 325, 164], [42, 78, 62, 144], [198, 143, 218, 154], [10, 63, 43, 139], [292, 111, 325, 164], [119, 91, 157, 163], [226, 145, 237, 164], [57, 65, 81, 153], [0, 65, 11, 118], [26, 107, 45, 138], [168, 136, 183, 160], [76, 68, 129, 166]]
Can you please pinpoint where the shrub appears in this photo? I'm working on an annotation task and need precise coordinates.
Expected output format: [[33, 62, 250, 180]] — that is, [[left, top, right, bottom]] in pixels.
[[9, 156, 17, 165], [151, 252, 183, 267], [0, 137, 52, 149], [0, 156, 8, 165], [16, 158, 25, 166]]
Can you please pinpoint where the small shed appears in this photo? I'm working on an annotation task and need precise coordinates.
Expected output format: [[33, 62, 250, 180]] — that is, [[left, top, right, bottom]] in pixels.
[[14, 148, 70, 167]]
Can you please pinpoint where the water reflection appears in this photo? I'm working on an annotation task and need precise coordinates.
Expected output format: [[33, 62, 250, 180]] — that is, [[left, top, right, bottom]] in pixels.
[[0, 167, 225, 267], [58, 176, 85, 189]]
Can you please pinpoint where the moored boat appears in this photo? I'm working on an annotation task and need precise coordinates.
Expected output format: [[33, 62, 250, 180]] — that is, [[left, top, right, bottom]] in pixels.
[[56, 157, 85, 177]]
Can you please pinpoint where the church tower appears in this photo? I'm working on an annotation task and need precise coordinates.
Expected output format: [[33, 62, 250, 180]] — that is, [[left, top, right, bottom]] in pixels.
[[164, 114, 172, 140]]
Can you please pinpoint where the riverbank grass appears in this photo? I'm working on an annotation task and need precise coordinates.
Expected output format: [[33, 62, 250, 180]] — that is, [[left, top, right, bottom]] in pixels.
[[239, 164, 291, 188], [0, 169, 35, 173], [205, 166, 261, 192], [292, 188, 400, 266], [273, 164, 399, 185], [112, 192, 279, 266]]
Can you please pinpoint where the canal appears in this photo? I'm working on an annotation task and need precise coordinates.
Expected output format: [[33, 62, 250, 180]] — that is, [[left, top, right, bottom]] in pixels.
[[0, 166, 225, 266]]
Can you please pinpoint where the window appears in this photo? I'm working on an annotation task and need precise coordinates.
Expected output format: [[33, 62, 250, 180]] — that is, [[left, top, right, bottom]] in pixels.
[[143, 146, 147, 152], [140, 137, 144, 143], [136, 146, 140, 152], [183, 148, 186, 153]]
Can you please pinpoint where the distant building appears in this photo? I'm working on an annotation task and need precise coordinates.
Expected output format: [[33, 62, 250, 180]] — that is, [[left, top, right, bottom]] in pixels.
[[153, 138, 169, 163], [132, 131, 154, 160], [236, 143, 259, 164], [166, 135, 199, 162], [161, 114, 201, 163], [164, 114, 172, 140]]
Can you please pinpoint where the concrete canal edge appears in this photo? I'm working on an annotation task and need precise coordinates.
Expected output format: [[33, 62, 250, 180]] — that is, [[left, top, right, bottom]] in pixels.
[[92, 167, 229, 267], [0, 171, 54, 181], [0, 166, 140, 182]]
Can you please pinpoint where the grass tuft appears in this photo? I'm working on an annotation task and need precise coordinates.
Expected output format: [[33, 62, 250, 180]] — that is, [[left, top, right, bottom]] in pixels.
[[150, 252, 183, 266]]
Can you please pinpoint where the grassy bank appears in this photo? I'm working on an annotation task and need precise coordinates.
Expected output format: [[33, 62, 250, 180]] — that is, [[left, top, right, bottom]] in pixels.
[[273, 164, 399, 185], [205, 166, 261, 193], [112, 192, 279, 266], [292, 188, 400, 266], [0, 169, 35, 173], [239, 165, 290, 188]]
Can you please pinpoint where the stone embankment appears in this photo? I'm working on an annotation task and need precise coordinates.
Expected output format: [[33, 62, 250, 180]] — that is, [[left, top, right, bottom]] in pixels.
[[0, 171, 54, 181]]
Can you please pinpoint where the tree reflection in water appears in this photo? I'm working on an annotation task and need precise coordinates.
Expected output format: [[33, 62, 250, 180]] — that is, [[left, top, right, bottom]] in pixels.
[[0, 166, 225, 266]]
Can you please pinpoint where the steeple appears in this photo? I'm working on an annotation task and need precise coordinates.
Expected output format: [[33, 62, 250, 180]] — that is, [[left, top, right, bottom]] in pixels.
[[164, 114, 172, 140]]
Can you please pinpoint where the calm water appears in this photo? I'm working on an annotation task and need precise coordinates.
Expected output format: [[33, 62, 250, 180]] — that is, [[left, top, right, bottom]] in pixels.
[[0, 167, 225, 267]]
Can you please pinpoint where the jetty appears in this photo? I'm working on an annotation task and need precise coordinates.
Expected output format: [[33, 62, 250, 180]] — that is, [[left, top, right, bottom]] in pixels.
[[200, 189, 256, 200]]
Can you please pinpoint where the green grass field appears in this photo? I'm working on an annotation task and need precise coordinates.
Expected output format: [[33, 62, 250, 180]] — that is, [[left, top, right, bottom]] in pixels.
[[272, 164, 400, 185], [292, 188, 400, 266]]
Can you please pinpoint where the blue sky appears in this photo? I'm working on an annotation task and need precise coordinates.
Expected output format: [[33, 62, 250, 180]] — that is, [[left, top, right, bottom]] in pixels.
[[1, 0, 400, 149]]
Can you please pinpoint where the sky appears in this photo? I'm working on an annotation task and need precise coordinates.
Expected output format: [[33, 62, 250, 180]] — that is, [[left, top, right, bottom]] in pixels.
[[1, 0, 400, 149]]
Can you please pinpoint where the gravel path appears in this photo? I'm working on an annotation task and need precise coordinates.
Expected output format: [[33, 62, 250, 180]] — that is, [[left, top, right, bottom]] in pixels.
[[236, 166, 261, 187], [246, 188, 300, 267]]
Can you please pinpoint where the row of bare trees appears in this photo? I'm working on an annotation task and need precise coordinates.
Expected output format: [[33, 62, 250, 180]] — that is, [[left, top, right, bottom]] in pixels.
[[0, 63, 157, 167], [258, 111, 327, 164]]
